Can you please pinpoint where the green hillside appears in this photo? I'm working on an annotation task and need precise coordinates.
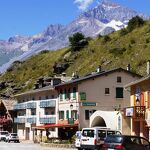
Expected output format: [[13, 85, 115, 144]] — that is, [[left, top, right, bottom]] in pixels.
[[0, 20, 150, 96]]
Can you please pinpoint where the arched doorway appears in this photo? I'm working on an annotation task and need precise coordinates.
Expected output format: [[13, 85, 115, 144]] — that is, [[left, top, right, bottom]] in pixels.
[[91, 116, 106, 127], [90, 111, 123, 132]]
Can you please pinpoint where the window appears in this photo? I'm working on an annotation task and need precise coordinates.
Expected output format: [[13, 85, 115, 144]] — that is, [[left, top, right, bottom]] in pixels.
[[59, 111, 64, 119], [60, 89, 63, 101], [45, 111, 49, 115], [98, 130, 106, 140], [71, 110, 77, 119], [85, 110, 89, 120], [73, 87, 76, 99], [105, 88, 110, 94], [66, 110, 69, 119], [67, 88, 71, 99], [85, 110, 96, 120], [116, 87, 123, 98], [82, 130, 94, 137], [117, 76, 122, 83], [80, 92, 86, 100], [45, 95, 49, 99], [31, 109, 36, 115], [64, 89, 67, 99]]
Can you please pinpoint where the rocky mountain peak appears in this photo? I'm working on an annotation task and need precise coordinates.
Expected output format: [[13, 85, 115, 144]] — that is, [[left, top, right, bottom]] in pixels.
[[43, 24, 64, 37], [8, 35, 30, 43]]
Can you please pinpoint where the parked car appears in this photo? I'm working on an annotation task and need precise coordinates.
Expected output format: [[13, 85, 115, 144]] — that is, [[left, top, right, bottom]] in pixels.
[[103, 134, 150, 150], [80, 127, 121, 150], [5, 133, 20, 143], [0, 131, 9, 141]]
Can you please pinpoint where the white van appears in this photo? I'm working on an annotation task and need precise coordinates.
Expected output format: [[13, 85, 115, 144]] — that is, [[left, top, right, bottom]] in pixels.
[[80, 127, 121, 150]]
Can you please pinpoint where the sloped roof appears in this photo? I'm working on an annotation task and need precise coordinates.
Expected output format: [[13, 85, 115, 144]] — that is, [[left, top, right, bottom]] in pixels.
[[14, 85, 54, 97], [55, 68, 142, 88], [125, 76, 150, 88], [0, 99, 16, 110]]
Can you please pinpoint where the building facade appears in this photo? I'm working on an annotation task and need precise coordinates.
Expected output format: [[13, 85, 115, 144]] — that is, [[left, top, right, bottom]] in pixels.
[[55, 68, 141, 135], [125, 76, 150, 140], [14, 81, 59, 141]]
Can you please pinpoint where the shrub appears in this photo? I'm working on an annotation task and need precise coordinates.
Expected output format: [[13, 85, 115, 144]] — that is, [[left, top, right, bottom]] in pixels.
[[146, 38, 150, 43], [119, 28, 128, 36], [40, 50, 49, 54], [102, 35, 111, 43], [109, 47, 126, 55], [130, 39, 136, 44], [127, 16, 144, 32], [69, 32, 88, 51], [98, 34, 103, 38]]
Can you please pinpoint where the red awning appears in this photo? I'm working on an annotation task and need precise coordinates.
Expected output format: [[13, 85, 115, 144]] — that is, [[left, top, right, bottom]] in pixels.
[[33, 123, 78, 129]]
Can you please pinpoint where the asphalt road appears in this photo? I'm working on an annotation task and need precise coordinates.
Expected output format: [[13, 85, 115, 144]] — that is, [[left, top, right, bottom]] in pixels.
[[0, 142, 77, 150]]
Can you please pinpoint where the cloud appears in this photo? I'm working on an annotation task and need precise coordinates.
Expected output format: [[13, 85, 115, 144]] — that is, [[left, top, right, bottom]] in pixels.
[[74, 0, 94, 11]]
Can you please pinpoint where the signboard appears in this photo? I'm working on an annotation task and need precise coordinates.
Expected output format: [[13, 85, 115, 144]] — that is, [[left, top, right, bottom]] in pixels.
[[82, 102, 96, 106], [125, 107, 133, 117]]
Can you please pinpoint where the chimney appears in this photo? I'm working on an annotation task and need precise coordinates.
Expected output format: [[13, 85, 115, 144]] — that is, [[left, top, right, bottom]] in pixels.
[[127, 64, 131, 71], [96, 65, 102, 73], [147, 60, 150, 75]]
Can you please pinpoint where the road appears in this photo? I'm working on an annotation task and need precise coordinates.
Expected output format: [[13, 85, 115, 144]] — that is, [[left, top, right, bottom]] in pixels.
[[0, 142, 77, 150]]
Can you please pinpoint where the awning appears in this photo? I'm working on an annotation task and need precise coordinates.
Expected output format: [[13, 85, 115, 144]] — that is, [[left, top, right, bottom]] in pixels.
[[32, 123, 78, 129]]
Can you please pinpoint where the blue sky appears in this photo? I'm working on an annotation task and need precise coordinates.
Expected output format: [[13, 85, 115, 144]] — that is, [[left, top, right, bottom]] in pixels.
[[0, 0, 149, 40]]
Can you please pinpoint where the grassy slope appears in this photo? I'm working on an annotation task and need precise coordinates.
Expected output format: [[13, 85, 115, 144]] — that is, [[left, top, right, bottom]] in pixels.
[[65, 21, 150, 76], [0, 21, 150, 93]]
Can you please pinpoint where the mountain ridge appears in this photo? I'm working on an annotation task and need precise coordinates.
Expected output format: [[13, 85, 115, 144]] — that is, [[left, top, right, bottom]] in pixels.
[[0, 20, 150, 97], [0, 0, 149, 73]]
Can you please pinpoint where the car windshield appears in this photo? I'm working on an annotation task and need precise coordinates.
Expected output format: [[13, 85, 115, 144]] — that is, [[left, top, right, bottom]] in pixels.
[[0, 132, 8, 135], [82, 129, 94, 138], [11, 133, 17, 136], [105, 136, 123, 143]]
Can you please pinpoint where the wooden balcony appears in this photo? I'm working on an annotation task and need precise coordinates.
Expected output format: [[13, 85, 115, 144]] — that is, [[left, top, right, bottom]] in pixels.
[[133, 106, 146, 120], [0, 115, 12, 125]]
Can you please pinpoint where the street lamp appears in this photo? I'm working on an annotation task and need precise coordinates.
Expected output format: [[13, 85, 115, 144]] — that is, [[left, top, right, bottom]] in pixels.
[[70, 104, 73, 110]]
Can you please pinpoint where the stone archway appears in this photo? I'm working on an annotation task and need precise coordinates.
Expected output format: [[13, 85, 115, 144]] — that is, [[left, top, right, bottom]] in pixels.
[[91, 116, 106, 127], [90, 111, 122, 131]]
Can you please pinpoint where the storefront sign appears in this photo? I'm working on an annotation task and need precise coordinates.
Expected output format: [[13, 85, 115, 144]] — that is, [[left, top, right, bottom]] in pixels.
[[82, 102, 96, 106], [125, 107, 133, 117]]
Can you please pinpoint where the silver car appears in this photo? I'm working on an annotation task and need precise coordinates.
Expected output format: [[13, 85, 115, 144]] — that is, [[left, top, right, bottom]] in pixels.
[[6, 133, 20, 143], [0, 131, 9, 141]]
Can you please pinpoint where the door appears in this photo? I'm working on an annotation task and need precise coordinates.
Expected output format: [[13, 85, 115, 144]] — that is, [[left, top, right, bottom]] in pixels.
[[81, 129, 95, 146], [25, 128, 30, 140]]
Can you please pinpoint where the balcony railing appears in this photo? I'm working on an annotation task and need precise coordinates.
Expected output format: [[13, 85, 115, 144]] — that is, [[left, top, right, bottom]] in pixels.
[[40, 100, 56, 108], [133, 106, 146, 120], [27, 117, 36, 124], [26, 102, 36, 109], [68, 118, 74, 125], [14, 117, 26, 123], [14, 103, 26, 110], [39, 116, 56, 124]]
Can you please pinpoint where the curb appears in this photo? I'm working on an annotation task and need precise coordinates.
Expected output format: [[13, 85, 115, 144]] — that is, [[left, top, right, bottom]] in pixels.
[[40, 142, 75, 149]]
